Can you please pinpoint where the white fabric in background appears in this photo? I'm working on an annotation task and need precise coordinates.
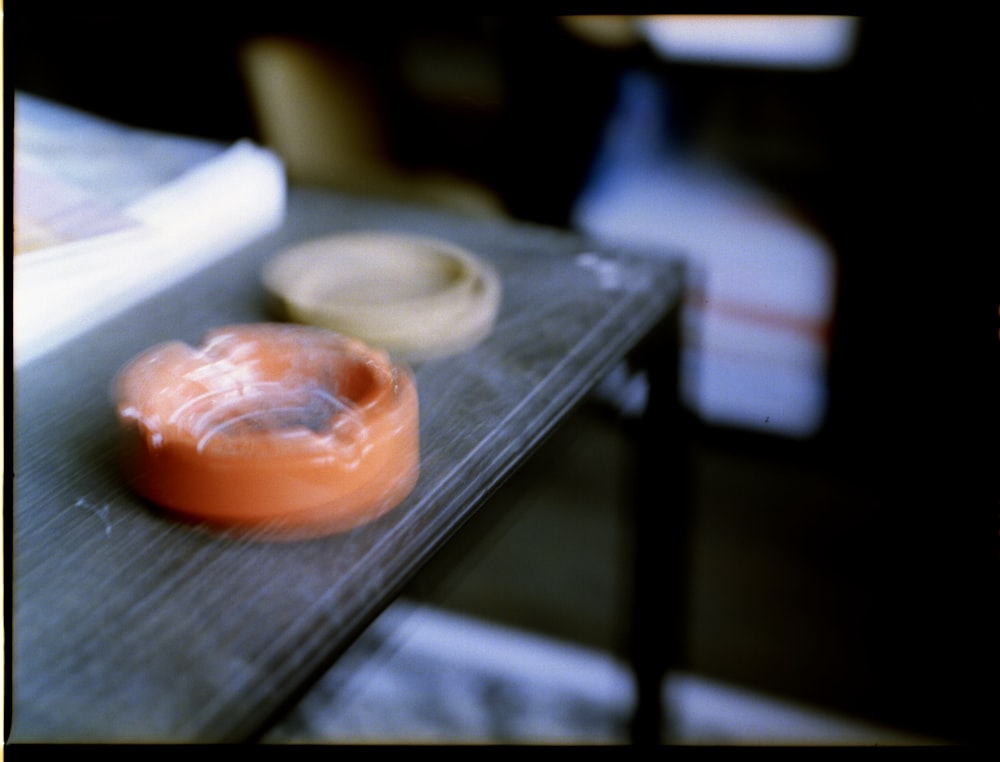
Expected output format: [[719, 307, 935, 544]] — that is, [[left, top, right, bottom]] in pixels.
[[572, 71, 837, 438]]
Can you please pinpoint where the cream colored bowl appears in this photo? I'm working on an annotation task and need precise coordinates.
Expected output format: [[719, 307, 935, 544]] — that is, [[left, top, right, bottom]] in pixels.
[[262, 232, 501, 362]]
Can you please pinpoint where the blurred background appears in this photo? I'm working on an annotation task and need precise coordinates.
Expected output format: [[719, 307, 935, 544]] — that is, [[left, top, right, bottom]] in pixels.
[[10, 7, 994, 745]]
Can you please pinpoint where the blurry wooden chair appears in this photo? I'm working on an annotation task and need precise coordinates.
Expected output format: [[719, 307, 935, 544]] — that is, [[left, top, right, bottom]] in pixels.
[[239, 35, 506, 218]]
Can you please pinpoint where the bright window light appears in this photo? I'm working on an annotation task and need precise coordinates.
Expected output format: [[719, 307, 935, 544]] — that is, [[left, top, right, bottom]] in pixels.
[[640, 15, 860, 70]]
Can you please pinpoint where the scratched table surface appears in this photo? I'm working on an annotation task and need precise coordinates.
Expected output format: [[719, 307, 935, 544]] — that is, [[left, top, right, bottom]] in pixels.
[[10, 187, 685, 743]]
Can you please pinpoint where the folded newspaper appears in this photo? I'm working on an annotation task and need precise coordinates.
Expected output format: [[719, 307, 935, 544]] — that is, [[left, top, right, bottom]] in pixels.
[[12, 92, 287, 367]]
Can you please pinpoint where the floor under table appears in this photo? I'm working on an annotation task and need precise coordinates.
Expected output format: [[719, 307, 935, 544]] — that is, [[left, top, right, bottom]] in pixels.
[[266, 398, 975, 746]]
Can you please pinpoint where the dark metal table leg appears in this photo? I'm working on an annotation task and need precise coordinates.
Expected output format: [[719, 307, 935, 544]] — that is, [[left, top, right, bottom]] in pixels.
[[624, 306, 693, 745]]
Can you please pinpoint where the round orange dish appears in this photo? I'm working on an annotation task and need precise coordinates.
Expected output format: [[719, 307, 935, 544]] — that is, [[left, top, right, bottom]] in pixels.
[[113, 323, 419, 540]]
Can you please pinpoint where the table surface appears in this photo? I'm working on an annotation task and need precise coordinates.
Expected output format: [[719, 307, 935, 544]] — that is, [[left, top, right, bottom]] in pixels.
[[10, 187, 685, 743]]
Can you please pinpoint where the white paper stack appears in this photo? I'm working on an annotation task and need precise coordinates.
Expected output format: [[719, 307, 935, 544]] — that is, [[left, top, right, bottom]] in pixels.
[[12, 93, 287, 367]]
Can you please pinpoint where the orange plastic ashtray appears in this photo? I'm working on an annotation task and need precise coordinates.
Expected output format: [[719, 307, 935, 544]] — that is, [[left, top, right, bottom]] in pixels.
[[113, 323, 420, 539]]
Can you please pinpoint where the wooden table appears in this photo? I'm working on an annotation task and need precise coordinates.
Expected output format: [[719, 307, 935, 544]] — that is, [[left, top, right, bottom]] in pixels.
[[10, 188, 687, 743]]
